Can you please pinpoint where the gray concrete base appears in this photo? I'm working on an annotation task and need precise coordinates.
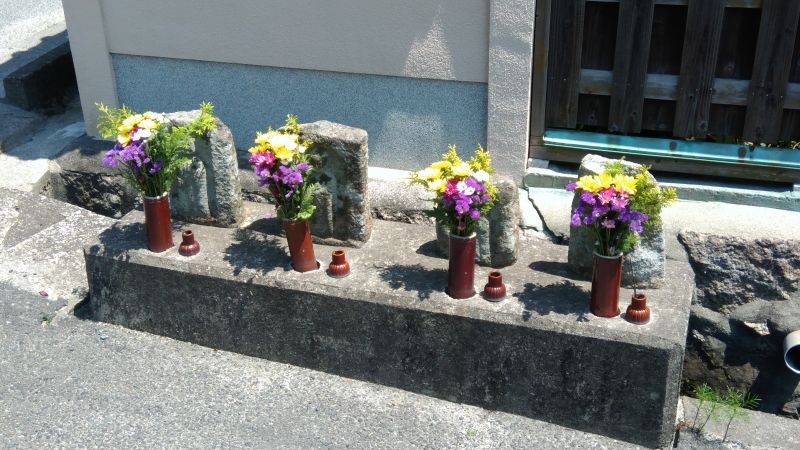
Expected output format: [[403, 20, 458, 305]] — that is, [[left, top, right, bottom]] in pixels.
[[525, 165, 800, 213], [85, 203, 694, 448]]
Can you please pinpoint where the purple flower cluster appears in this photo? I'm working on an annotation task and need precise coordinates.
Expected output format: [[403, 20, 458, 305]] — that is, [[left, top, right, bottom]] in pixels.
[[102, 140, 163, 176], [442, 177, 491, 229], [248, 151, 310, 200], [566, 183, 648, 233]]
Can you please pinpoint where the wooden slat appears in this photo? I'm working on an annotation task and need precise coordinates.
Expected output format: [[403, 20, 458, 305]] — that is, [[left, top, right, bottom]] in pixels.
[[609, 0, 655, 133], [529, 0, 552, 146], [589, 0, 762, 7], [545, 0, 585, 128], [743, 0, 800, 143], [579, 69, 800, 109], [673, 0, 725, 139]]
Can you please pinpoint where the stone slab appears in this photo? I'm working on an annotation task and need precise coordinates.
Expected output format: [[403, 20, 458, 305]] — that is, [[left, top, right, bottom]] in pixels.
[[85, 203, 694, 448], [0, 101, 40, 152], [680, 396, 800, 449], [3, 41, 76, 112]]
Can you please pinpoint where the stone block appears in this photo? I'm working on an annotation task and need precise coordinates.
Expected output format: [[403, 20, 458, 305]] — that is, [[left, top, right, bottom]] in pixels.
[[567, 154, 665, 288], [3, 42, 76, 113], [167, 111, 244, 227], [301, 120, 372, 248], [85, 206, 694, 448], [436, 177, 520, 267]]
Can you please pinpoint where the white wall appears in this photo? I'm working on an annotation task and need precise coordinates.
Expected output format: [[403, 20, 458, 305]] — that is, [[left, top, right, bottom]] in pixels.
[[100, 0, 489, 83]]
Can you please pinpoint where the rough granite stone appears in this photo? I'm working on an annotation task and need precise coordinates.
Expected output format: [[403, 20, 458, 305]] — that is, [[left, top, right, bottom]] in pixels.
[[48, 135, 139, 218], [567, 154, 665, 288], [436, 177, 520, 268], [300, 120, 372, 248], [167, 110, 244, 227], [679, 230, 800, 415]]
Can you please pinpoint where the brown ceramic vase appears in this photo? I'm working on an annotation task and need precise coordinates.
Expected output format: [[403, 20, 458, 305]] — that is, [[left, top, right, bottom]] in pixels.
[[283, 219, 318, 272], [328, 250, 351, 278], [143, 193, 174, 253], [625, 293, 651, 324], [178, 229, 200, 256], [483, 271, 507, 302], [590, 252, 623, 318], [447, 233, 476, 299]]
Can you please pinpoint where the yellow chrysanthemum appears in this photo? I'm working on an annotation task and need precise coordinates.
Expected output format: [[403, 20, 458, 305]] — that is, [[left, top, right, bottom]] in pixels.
[[255, 130, 279, 147], [268, 133, 299, 152], [575, 173, 637, 194], [273, 145, 295, 162], [427, 178, 446, 193], [612, 174, 637, 195], [248, 145, 268, 154], [431, 160, 452, 170], [451, 162, 472, 177]]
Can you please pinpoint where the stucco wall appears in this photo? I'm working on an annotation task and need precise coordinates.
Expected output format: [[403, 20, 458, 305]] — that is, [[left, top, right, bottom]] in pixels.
[[113, 55, 487, 170], [100, 0, 489, 83]]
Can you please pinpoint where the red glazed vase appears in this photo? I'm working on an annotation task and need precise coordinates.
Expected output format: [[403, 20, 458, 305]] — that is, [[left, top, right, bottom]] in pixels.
[[447, 233, 476, 299], [283, 219, 318, 273], [626, 293, 651, 324], [328, 249, 350, 278], [590, 252, 623, 318], [483, 271, 507, 302], [143, 193, 174, 253], [178, 229, 200, 256]]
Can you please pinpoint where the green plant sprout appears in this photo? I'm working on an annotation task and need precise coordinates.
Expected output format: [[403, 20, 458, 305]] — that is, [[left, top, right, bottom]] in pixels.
[[690, 384, 760, 441]]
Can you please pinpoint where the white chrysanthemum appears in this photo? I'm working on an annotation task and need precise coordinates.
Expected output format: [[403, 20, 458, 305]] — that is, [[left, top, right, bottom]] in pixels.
[[473, 170, 490, 183], [457, 181, 475, 196], [452, 162, 472, 177], [268, 133, 299, 151], [416, 167, 441, 181]]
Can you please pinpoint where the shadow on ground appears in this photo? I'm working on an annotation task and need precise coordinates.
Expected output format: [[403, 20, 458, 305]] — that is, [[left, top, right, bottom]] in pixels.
[[515, 280, 590, 322], [378, 264, 447, 301], [224, 219, 287, 276]]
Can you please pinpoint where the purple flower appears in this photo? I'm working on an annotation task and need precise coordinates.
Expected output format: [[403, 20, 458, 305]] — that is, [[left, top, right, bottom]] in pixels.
[[565, 182, 577, 191], [600, 218, 616, 229], [570, 207, 582, 226], [148, 161, 163, 175], [295, 162, 310, 172], [580, 191, 596, 204], [102, 149, 120, 168], [469, 209, 481, 220]]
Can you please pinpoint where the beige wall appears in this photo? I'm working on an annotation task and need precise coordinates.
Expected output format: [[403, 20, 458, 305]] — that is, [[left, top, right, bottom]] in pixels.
[[100, 0, 489, 83]]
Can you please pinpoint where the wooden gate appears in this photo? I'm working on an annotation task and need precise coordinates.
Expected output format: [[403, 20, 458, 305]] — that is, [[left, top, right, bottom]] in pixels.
[[529, 0, 800, 182]]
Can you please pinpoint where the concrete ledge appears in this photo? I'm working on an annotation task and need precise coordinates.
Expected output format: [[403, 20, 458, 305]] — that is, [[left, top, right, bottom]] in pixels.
[[85, 203, 693, 448], [525, 165, 800, 213]]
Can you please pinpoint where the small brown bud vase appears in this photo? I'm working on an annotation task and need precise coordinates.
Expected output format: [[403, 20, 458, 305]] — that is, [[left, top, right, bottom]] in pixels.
[[483, 271, 507, 302], [328, 249, 350, 278], [178, 229, 200, 256], [625, 293, 651, 325]]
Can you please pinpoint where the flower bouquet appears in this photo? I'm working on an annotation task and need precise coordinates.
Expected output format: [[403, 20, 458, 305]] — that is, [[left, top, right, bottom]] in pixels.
[[411, 145, 496, 298], [96, 102, 215, 252], [248, 115, 319, 272], [566, 160, 676, 316]]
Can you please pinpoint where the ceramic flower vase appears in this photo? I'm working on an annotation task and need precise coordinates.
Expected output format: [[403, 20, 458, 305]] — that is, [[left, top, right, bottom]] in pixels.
[[590, 252, 623, 317], [625, 293, 651, 324], [328, 250, 351, 278], [483, 271, 507, 302], [143, 193, 174, 253], [178, 229, 200, 256], [447, 233, 476, 299], [283, 219, 318, 272]]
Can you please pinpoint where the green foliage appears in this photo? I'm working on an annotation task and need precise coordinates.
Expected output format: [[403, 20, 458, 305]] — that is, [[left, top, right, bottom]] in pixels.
[[720, 388, 760, 440], [96, 103, 134, 139]]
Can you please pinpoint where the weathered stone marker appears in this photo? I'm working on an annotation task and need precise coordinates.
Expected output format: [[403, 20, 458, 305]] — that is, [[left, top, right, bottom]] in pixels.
[[567, 154, 665, 288], [167, 110, 244, 227], [436, 176, 521, 267], [301, 120, 372, 248]]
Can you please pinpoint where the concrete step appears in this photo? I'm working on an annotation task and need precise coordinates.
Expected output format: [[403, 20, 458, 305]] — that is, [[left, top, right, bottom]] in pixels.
[[85, 203, 694, 448], [0, 187, 115, 308]]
